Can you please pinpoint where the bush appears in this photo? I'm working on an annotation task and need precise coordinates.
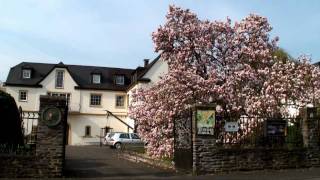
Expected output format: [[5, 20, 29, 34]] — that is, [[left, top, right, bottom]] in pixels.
[[0, 90, 24, 145]]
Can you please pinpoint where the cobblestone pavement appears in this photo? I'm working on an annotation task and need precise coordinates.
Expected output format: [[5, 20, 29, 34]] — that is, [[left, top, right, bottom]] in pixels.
[[64, 146, 320, 179]]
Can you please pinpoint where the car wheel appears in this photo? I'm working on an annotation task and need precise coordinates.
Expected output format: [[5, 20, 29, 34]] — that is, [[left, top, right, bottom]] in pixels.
[[114, 142, 121, 150]]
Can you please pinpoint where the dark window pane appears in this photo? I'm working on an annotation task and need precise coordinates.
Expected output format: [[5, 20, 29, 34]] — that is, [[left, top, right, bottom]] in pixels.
[[85, 126, 91, 136], [131, 134, 140, 139], [119, 133, 129, 139], [55, 70, 64, 88], [116, 95, 125, 107], [115, 75, 124, 85]]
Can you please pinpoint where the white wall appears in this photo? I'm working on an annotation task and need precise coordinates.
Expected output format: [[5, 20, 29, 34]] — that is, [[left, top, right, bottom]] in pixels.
[[80, 90, 127, 115], [68, 114, 132, 145], [5, 86, 46, 111], [40, 68, 81, 112], [142, 58, 168, 86], [126, 58, 168, 129], [127, 58, 168, 101], [6, 67, 80, 111]]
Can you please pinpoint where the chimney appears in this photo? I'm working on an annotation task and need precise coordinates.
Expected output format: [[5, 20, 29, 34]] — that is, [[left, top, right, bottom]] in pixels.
[[144, 59, 149, 67]]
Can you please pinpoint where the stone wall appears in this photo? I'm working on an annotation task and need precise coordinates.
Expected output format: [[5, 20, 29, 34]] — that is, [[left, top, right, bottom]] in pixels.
[[35, 95, 67, 177], [0, 155, 41, 178], [193, 138, 309, 174], [174, 105, 320, 175], [0, 96, 67, 178]]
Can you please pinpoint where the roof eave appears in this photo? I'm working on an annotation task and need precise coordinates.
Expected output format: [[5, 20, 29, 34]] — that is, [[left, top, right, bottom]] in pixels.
[[4, 83, 43, 88], [75, 86, 127, 92]]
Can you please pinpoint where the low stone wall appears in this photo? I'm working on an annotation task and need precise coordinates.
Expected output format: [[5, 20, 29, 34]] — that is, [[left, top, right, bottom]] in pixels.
[[193, 138, 311, 174], [0, 155, 40, 178]]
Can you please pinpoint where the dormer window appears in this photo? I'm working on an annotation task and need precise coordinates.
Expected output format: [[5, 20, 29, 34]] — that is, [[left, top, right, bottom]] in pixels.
[[132, 73, 137, 83], [115, 75, 125, 85], [92, 74, 101, 84], [22, 69, 31, 79]]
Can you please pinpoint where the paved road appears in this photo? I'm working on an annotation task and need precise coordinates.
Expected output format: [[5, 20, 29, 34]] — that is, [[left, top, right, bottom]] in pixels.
[[64, 146, 176, 179], [64, 146, 320, 179]]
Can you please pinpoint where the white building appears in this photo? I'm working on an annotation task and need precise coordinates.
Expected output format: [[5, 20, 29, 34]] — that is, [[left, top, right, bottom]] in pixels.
[[5, 56, 168, 145]]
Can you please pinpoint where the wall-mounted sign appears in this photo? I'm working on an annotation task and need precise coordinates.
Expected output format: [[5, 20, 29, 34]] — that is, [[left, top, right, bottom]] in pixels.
[[41, 107, 62, 127], [265, 119, 286, 137], [196, 109, 215, 135], [224, 122, 239, 132]]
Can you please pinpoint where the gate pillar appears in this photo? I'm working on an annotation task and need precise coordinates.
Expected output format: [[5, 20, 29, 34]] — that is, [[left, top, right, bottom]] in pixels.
[[301, 107, 320, 166], [35, 95, 68, 177]]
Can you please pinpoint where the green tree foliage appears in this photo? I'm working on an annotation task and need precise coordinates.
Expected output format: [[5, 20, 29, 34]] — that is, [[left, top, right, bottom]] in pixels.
[[273, 48, 293, 63]]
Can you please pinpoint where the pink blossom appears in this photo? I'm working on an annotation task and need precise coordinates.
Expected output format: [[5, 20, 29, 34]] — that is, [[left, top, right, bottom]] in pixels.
[[129, 5, 320, 158]]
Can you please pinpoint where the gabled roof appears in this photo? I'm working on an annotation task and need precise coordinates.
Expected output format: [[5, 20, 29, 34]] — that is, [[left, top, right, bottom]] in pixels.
[[126, 55, 161, 91], [5, 62, 134, 91], [132, 55, 161, 80]]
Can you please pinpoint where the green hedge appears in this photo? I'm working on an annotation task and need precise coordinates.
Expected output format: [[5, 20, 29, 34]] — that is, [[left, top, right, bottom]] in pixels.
[[0, 90, 23, 145]]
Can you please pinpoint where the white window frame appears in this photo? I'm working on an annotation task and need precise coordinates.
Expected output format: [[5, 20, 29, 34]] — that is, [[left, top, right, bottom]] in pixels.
[[92, 74, 101, 84], [55, 70, 64, 89], [115, 75, 125, 85], [19, 90, 28, 102], [115, 95, 125, 108], [90, 94, 102, 106], [22, 69, 31, 79]]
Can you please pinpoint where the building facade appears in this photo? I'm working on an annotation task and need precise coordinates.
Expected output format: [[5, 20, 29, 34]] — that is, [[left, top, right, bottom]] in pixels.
[[0, 81, 4, 92], [5, 56, 168, 145]]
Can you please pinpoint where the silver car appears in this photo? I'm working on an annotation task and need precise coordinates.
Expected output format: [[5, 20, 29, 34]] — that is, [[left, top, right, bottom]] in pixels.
[[105, 132, 145, 149]]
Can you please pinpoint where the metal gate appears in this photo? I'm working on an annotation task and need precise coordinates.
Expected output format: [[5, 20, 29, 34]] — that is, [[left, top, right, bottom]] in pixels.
[[19, 107, 39, 145], [173, 110, 193, 171]]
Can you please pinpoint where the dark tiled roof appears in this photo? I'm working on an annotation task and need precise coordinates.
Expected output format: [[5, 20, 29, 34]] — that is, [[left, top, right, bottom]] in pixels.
[[5, 62, 55, 87], [5, 62, 134, 91], [313, 61, 320, 67]]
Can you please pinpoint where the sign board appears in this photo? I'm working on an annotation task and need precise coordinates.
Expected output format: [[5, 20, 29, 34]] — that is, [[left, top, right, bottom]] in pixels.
[[196, 109, 215, 135], [224, 122, 239, 132], [265, 119, 286, 137]]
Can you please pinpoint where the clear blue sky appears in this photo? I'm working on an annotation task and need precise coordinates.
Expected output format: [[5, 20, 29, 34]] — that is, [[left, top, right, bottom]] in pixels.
[[0, 0, 320, 81]]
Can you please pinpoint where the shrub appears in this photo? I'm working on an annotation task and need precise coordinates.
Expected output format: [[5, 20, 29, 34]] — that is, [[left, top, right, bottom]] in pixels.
[[0, 90, 24, 145]]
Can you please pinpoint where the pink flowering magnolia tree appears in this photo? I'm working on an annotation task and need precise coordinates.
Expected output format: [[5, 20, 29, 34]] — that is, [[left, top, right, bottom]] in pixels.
[[129, 5, 320, 158]]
